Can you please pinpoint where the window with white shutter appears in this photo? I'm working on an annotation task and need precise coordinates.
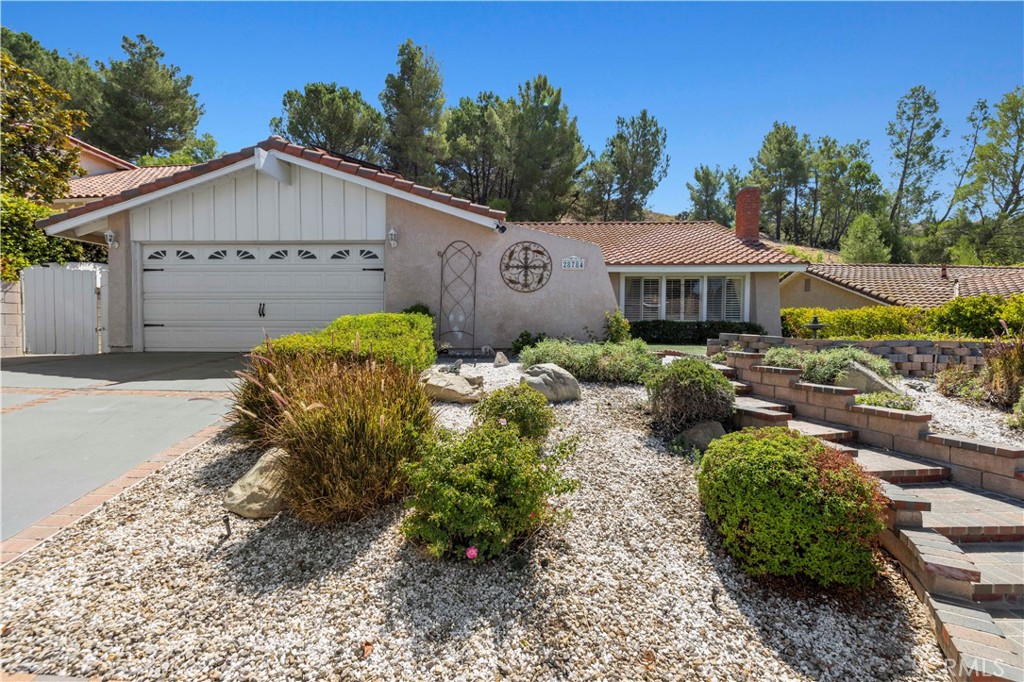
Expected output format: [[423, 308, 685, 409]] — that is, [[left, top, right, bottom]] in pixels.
[[683, 279, 701, 321], [623, 275, 742, 322], [707, 276, 743, 321], [665, 279, 681, 320]]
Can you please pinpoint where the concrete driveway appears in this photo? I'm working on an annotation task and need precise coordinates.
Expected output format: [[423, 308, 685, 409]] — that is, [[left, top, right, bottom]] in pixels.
[[1, 353, 242, 540]]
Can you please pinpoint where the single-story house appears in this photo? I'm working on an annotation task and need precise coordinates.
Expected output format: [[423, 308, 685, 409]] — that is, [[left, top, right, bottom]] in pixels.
[[780, 263, 1024, 310], [39, 137, 804, 352]]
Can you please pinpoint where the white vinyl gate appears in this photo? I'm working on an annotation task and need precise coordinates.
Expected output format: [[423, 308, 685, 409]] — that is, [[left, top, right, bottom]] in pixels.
[[22, 264, 107, 355]]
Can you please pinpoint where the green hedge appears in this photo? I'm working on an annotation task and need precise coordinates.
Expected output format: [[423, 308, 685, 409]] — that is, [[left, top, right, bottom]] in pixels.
[[256, 312, 436, 372], [782, 295, 1024, 341], [519, 339, 659, 383], [631, 320, 765, 345]]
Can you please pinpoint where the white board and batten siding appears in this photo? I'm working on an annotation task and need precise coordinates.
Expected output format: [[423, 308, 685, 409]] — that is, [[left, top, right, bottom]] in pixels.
[[129, 167, 387, 243], [22, 264, 105, 355]]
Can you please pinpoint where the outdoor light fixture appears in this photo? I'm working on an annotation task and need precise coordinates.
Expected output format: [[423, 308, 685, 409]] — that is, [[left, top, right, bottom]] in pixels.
[[496, 222, 507, 234], [103, 230, 119, 249], [388, 227, 398, 248]]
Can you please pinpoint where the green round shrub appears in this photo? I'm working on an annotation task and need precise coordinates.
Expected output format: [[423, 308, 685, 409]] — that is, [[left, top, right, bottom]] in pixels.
[[473, 383, 555, 440], [645, 358, 735, 435], [697, 427, 886, 589], [928, 294, 1007, 339], [402, 425, 578, 560]]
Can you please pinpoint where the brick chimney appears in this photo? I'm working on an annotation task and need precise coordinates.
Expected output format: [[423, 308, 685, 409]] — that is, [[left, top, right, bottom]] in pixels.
[[735, 186, 761, 242]]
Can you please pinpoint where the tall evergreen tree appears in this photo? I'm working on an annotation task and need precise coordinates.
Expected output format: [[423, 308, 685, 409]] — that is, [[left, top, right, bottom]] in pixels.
[[271, 82, 385, 162], [684, 164, 739, 225], [839, 214, 891, 263], [887, 85, 948, 228], [749, 122, 809, 242], [439, 92, 508, 206], [89, 35, 203, 161], [380, 39, 447, 185]]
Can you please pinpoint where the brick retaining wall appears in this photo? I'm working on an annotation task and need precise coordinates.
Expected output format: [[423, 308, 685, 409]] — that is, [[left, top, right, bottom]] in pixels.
[[726, 350, 1024, 500], [709, 333, 988, 377], [1, 281, 23, 358]]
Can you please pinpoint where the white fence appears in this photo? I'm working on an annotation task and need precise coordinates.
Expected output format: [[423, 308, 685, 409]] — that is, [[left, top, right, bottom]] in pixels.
[[22, 263, 108, 355]]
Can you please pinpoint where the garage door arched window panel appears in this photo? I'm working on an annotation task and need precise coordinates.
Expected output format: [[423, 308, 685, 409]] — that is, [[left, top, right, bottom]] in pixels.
[[236, 249, 256, 261], [208, 249, 228, 261], [146, 249, 167, 261], [268, 249, 290, 261], [438, 240, 478, 350]]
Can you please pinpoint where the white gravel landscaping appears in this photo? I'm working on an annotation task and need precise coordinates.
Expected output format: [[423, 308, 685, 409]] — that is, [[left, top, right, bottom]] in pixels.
[[898, 376, 1024, 447], [1, 364, 949, 681]]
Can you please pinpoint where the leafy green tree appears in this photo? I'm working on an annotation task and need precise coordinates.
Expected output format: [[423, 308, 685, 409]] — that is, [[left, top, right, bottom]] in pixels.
[[807, 137, 884, 247], [937, 99, 989, 225], [839, 214, 891, 263], [605, 110, 669, 220], [0, 53, 86, 202], [439, 92, 507, 206], [749, 122, 811, 242], [270, 82, 385, 162], [887, 85, 948, 228], [380, 39, 447, 185], [88, 35, 203, 161], [959, 86, 1024, 263], [137, 132, 219, 166], [685, 164, 739, 225], [1, 27, 102, 130], [500, 75, 586, 220], [1, 193, 85, 281]]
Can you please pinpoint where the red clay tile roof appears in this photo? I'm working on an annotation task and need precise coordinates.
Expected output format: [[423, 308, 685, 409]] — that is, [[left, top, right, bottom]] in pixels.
[[797, 264, 1024, 308], [69, 136, 137, 171], [520, 221, 806, 266], [65, 165, 192, 198], [40, 136, 505, 230]]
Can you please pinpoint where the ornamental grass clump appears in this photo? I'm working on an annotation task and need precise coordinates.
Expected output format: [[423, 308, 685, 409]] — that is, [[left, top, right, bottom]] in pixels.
[[263, 357, 433, 524], [402, 424, 578, 560], [854, 391, 918, 411], [698, 427, 886, 589], [644, 358, 735, 436], [519, 338, 659, 383], [762, 346, 895, 386], [473, 384, 555, 441]]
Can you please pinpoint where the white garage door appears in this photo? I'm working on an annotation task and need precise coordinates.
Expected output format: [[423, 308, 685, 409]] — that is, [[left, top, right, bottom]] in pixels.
[[141, 243, 385, 351]]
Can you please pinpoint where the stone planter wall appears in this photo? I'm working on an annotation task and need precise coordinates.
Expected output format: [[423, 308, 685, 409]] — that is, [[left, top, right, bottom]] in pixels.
[[725, 350, 1024, 501], [1, 280, 23, 358], [709, 333, 988, 377]]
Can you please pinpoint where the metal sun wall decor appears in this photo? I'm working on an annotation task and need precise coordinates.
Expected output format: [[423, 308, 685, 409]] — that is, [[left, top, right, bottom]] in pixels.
[[499, 241, 553, 293]]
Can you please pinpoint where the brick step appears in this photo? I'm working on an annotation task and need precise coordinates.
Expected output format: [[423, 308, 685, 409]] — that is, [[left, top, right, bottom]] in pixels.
[[786, 418, 857, 443], [734, 395, 793, 413], [854, 446, 952, 485], [915, 483, 1024, 543], [877, 480, 932, 528], [961, 542, 1024, 605], [711, 362, 736, 379], [730, 380, 751, 395], [922, 594, 1023, 682]]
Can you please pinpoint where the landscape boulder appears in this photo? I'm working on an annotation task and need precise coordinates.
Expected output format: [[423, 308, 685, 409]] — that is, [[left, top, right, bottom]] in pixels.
[[520, 363, 581, 403], [838, 360, 901, 394], [419, 370, 485, 403], [675, 420, 726, 452], [223, 448, 288, 519], [494, 351, 510, 368]]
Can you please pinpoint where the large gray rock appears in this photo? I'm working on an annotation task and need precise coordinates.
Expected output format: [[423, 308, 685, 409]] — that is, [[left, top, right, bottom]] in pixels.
[[676, 421, 726, 452], [520, 363, 581, 403], [419, 370, 485, 403], [493, 351, 510, 368], [223, 448, 288, 519], [838, 360, 901, 394]]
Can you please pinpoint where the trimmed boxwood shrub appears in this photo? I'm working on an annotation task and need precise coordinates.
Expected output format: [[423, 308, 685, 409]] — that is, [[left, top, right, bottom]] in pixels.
[[473, 383, 555, 441], [698, 427, 887, 589], [781, 305, 929, 339], [519, 339, 660, 383], [262, 356, 434, 524], [631, 320, 765, 345], [928, 294, 1010, 339], [645, 358, 735, 435], [402, 424, 578, 560]]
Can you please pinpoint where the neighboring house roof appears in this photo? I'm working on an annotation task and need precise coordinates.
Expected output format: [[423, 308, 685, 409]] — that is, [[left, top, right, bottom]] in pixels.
[[520, 221, 806, 267], [39, 136, 506, 231], [68, 136, 137, 172], [788, 264, 1024, 308], [65, 165, 192, 199]]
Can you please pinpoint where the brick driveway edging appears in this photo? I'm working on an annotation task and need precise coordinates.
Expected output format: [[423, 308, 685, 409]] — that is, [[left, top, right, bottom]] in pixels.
[[0, 421, 228, 565]]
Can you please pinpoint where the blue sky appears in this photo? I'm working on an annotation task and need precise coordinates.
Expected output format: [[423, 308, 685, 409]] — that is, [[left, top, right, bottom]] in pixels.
[[3, 2, 1022, 214]]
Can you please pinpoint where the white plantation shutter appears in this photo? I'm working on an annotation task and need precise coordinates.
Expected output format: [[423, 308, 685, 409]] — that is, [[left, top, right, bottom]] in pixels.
[[641, 278, 660, 320], [725, 277, 742, 321], [683, 279, 701, 321], [624, 277, 643, 321], [706, 277, 724, 320], [665, 279, 682, 319], [625, 277, 661, 321]]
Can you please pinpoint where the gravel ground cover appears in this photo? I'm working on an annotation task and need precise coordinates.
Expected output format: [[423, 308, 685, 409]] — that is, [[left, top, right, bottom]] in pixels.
[[898, 377, 1024, 447], [1, 364, 949, 681]]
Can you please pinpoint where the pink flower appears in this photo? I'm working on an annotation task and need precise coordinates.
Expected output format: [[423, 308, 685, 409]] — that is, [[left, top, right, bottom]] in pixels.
[[466, 546, 479, 560], [498, 418, 508, 426]]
